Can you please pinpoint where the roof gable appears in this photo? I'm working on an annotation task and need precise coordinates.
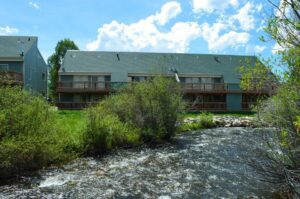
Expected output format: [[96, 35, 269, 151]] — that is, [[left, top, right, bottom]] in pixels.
[[0, 36, 37, 58]]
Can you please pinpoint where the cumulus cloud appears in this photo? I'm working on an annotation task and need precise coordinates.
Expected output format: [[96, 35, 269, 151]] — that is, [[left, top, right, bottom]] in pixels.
[[200, 22, 250, 51], [154, 1, 181, 25], [230, 2, 256, 31], [29, 2, 39, 9], [0, 26, 19, 35], [191, 0, 239, 13], [86, 2, 201, 53], [86, 1, 255, 53]]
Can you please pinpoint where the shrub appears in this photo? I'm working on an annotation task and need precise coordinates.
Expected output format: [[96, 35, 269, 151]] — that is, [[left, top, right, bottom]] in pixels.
[[199, 112, 215, 128], [0, 86, 77, 178], [179, 112, 215, 132], [253, 84, 300, 196], [84, 106, 140, 155], [84, 77, 185, 154]]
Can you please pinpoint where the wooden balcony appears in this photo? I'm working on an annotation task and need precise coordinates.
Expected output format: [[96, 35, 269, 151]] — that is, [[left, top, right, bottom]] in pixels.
[[182, 83, 227, 93], [57, 81, 270, 95], [188, 102, 227, 112], [0, 72, 23, 85], [57, 81, 112, 93]]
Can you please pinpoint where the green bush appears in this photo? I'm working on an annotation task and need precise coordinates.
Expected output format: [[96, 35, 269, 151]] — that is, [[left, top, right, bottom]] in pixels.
[[0, 86, 77, 178], [198, 112, 215, 128], [84, 106, 140, 155], [179, 112, 215, 132], [84, 77, 185, 154]]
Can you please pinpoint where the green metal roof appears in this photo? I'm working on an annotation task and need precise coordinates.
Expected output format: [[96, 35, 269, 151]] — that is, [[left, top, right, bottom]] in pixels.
[[61, 50, 258, 83], [0, 36, 37, 58]]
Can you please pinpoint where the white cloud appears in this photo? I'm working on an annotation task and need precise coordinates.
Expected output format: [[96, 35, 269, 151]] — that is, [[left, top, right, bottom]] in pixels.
[[154, 1, 181, 26], [200, 22, 250, 51], [0, 26, 19, 35], [191, 0, 239, 13], [86, 2, 201, 53], [254, 45, 266, 53], [230, 2, 255, 31], [29, 2, 39, 9], [87, 1, 256, 53]]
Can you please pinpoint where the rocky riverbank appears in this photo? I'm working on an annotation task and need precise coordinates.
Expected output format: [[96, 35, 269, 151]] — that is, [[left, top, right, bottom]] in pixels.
[[183, 116, 258, 128]]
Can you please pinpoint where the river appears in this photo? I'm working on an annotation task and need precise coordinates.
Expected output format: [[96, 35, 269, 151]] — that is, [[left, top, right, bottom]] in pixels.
[[0, 127, 278, 198]]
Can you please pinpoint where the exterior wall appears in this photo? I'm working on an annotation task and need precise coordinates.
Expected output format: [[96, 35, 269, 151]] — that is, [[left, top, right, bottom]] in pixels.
[[23, 40, 47, 95], [226, 94, 242, 111]]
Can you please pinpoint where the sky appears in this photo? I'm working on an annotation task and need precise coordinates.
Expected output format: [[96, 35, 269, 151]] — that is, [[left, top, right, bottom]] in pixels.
[[0, 0, 279, 60]]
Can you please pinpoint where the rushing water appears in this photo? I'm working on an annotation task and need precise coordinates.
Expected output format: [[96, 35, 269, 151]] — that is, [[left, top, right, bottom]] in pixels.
[[0, 128, 278, 198]]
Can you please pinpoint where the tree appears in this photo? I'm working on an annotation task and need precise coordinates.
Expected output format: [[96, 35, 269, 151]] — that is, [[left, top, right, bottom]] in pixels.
[[240, 0, 300, 197], [48, 39, 79, 101]]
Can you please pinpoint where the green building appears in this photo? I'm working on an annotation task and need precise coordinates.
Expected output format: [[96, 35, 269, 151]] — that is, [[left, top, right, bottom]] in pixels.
[[0, 36, 47, 95], [57, 50, 273, 112]]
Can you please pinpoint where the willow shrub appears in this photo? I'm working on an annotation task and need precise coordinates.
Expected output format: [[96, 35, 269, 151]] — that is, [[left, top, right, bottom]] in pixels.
[[84, 77, 185, 154], [0, 86, 77, 178]]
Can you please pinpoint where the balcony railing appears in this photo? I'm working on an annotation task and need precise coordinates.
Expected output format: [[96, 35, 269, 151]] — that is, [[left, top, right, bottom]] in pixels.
[[182, 83, 227, 93], [188, 102, 227, 112], [57, 81, 113, 93], [0, 72, 23, 84], [57, 81, 273, 95]]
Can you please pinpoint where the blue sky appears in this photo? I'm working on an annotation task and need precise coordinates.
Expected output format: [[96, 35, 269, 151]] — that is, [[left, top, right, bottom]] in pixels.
[[0, 0, 278, 60]]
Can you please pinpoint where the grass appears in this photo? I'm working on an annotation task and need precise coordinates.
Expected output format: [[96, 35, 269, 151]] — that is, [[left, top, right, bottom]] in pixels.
[[56, 110, 87, 153]]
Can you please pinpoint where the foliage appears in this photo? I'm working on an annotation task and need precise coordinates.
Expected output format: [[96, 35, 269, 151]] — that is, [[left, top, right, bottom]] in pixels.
[[239, 58, 277, 94], [180, 122, 203, 132], [263, 0, 300, 48], [180, 112, 215, 132], [242, 0, 300, 196], [84, 106, 140, 155], [48, 39, 79, 101], [198, 112, 215, 128], [84, 77, 185, 154], [0, 87, 79, 178]]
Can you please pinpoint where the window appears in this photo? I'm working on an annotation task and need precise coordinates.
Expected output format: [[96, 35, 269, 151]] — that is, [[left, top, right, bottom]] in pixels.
[[0, 64, 9, 72], [42, 73, 45, 80], [131, 76, 147, 82]]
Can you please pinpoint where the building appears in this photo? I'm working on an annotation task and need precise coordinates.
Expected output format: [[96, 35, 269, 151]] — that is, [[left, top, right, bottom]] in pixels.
[[0, 36, 47, 95], [57, 51, 273, 112]]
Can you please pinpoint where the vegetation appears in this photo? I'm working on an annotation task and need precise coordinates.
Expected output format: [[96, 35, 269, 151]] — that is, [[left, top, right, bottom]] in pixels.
[[240, 0, 300, 196], [0, 86, 81, 179], [180, 112, 215, 132], [84, 77, 185, 154], [48, 39, 79, 101]]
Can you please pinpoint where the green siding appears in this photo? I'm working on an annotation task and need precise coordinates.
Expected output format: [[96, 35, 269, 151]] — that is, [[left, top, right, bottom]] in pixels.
[[227, 83, 241, 91], [226, 94, 242, 111], [23, 40, 47, 95], [0, 36, 47, 95]]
